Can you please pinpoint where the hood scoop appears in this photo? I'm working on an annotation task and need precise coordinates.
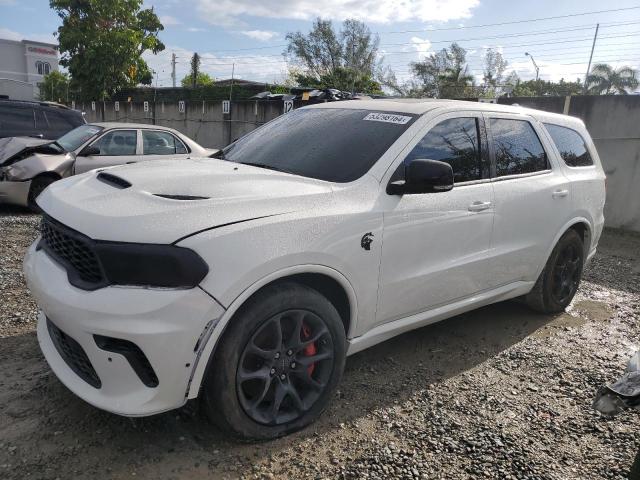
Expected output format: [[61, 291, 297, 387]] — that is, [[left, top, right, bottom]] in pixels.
[[97, 171, 132, 189], [153, 194, 210, 201]]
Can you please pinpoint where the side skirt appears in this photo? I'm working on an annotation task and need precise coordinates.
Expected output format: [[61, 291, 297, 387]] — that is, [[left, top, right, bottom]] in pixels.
[[346, 280, 534, 356]]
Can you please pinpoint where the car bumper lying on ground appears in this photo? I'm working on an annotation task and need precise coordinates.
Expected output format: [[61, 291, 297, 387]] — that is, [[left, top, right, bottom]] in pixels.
[[0, 179, 30, 206], [24, 241, 224, 416]]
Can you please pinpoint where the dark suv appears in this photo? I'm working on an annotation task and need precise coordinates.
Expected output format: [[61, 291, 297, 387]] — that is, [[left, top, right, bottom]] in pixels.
[[0, 98, 85, 139]]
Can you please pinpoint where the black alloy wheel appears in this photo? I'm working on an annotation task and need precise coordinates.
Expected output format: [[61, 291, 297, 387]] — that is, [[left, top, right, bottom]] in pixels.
[[202, 282, 346, 440], [550, 242, 582, 305], [236, 309, 334, 425]]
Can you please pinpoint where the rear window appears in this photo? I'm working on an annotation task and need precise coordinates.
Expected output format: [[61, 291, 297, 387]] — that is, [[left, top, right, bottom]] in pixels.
[[490, 119, 549, 177], [220, 108, 416, 183], [544, 123, 593, 167]]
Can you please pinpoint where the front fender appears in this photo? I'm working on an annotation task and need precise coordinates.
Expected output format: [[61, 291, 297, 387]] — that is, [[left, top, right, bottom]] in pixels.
[[185, 264, 358, 400], [4, 153, 74, 181]]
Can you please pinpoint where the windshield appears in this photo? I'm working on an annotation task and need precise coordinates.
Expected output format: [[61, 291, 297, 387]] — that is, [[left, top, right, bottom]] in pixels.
[[220, 108, 416, 183], [56, 125, 104, 152]]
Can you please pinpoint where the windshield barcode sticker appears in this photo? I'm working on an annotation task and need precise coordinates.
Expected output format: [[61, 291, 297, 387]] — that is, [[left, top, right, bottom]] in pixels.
[[363, 112, 412, 125]]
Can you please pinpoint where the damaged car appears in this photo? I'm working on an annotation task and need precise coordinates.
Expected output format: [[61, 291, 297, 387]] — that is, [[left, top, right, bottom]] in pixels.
[[24, 100, 605, 440], [0, 123, 216, 211]]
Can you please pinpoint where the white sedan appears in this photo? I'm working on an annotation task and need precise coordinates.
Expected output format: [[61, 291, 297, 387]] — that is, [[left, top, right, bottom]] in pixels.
[[0, 123, 216, 210]]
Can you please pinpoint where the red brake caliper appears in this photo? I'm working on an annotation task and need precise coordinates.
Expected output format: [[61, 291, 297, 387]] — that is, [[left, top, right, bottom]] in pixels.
[[301, 323, 317, 376]]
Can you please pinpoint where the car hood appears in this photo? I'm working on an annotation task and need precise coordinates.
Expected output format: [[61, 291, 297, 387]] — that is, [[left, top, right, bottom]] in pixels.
[[37, 158, 335, 244], [0, 137, 60, 166]]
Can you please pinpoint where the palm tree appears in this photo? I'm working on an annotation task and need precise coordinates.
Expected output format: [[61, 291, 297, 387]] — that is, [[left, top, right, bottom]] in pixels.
[[586, 63, 639, 95]]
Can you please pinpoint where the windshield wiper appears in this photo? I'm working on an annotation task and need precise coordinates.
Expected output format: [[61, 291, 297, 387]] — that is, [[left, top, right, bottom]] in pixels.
[[239, 162, 296, 175]]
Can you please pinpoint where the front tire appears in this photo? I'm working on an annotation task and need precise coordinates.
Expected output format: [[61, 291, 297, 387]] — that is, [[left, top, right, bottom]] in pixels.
[[202, 282, 346, 440], [27, 176, 57, 213], [525, 229, 584, 314]]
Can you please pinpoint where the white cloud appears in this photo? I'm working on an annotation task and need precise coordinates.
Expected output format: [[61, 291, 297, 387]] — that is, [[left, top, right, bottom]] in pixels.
[[143, 46, 288, 86], [0, 27, 22, 41], [410, 36, 432, 60], [187, 27, 206, 32], [159, 15, 181, 26], [196, 0, 479, 26], [240, 30, 279, 42], [0, 28, 56, 44]]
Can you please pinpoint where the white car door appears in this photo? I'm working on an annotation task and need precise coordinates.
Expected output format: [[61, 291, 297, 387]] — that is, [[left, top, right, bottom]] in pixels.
[[375, 112, 495, 326], [141, 129, 191, 162], [483, 113, 573, 288], [74, 129, 140, 174]]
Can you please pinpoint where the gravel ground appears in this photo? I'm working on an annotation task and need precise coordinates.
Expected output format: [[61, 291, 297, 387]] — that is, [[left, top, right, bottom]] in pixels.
[[1, 205, 639, 480]]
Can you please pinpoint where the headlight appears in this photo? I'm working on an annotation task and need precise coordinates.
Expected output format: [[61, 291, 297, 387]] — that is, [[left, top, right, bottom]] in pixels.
[[38, 215, 209, 290]]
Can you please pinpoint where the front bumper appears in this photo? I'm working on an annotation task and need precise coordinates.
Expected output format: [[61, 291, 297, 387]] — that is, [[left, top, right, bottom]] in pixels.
[[25, 241, 224, 416], [0, 179, 31, 206]]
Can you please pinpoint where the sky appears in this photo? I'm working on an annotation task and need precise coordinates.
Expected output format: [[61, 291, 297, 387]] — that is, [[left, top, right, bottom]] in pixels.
[[1, 0, 640, 87]]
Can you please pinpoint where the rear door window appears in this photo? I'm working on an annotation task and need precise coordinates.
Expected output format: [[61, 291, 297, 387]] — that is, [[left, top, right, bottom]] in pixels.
[[142, 130, 188, 155], [490, 118, 549, 177], [544, 123, 593, 167], [403, 117, 487, 183], [0, 105, 35, 136], [91, 130, 137, 156]]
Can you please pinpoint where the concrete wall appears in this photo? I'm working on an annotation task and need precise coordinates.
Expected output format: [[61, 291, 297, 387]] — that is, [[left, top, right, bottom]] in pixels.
[[82, 95, 640, 232], [82, 100, 287, 149], [500, 95, 640, 232]]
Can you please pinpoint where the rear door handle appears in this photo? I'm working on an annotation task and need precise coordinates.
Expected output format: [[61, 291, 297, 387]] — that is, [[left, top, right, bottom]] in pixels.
[[468, 201, 492, 212], [552, 189, 569, 198]]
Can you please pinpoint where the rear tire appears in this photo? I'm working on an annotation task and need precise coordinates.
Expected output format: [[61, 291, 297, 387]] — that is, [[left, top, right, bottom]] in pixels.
[[201, 282, 346, 440], [27, 176, 57, 213], [525, 229, 584, 314]]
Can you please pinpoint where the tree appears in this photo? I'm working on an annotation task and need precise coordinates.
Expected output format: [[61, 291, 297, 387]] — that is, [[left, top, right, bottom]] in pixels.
[[586, 63, 639, 94], [50, 0, 165, 100], [411, 43, 474, 98], [38, 71, 70, 102], [190, 53, 200, 88], [285, 18, 383, 93], [482, 48, 508, 96], [181, 72, 214, 87], [511, 78, 583, 96]]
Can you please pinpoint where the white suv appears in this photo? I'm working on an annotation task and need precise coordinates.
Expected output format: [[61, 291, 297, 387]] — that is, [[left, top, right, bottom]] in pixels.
[[24, 100, 605, 440]]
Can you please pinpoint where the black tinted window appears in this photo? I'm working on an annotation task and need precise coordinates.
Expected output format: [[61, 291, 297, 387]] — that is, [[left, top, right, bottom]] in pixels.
[[0, 105, 34, 131], [544, 123, 593, 167], [404, 117, 484, 183], [491, 119, 549, 177], [221, 108, 415, 183]]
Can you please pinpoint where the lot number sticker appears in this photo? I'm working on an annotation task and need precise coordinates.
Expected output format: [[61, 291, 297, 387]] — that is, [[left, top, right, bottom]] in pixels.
[[178, 100, 185, 113], [222, 100, 230, 114], [143, 101, 149, 112], [114, 101, 119, 112], [363, 112, 412, 124], [283, 99, 294, 113], [91, 101, 96, 111]]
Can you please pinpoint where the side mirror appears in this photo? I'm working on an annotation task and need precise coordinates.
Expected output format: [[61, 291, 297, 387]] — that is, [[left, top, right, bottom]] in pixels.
[[387, 159, 454, 195], [78, 145, 100, 157]]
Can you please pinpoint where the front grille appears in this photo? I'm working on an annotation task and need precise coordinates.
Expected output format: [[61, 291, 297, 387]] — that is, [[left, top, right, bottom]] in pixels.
[[47, 318, 102, 389], [39, 216, 106, 289]]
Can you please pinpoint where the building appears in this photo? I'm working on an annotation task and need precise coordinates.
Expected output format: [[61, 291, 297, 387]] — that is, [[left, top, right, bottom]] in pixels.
[[0, 38, 59, 100]]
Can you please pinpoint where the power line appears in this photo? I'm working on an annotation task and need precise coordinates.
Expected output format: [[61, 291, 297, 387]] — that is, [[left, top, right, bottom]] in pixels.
[[377, 5, 640, 34]]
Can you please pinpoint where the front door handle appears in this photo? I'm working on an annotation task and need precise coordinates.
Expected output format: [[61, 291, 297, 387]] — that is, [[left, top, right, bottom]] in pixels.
[[468, 201, 492, 212], [552, 189, 569, 198]]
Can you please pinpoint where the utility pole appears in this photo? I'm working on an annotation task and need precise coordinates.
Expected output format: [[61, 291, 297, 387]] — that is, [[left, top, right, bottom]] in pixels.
[[171, 53, 176, 88], [227, 63, 235, 146], [583, 23, 600, 94]]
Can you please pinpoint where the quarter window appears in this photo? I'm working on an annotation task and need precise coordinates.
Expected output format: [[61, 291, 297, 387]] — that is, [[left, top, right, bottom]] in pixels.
[[142, 130, 188, 155], [544, 123, 593, 167], [403, 117, 485, 183], [91, 130, 137, 156], [490, 119, 549, 177]]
